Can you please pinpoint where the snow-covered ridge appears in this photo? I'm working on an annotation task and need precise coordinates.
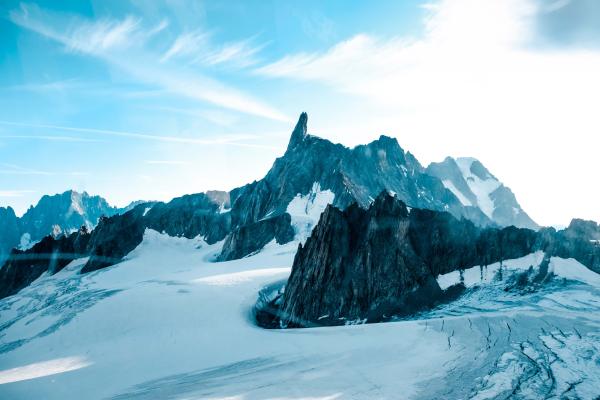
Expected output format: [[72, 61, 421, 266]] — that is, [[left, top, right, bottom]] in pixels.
[[286, 182, 335, 244], [442, 179, 472, 207], [455, 157, 501, 219]]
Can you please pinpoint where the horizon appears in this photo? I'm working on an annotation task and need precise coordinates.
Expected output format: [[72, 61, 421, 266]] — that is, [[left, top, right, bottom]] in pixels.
[[2, 0, 600, 226]]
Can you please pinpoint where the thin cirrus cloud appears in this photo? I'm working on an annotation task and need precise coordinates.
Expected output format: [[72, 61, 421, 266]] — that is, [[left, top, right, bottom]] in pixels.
[[145, 160, 189, 165], [0, 163, 52, 176], [9, 3, 288, 122], [0, 134, 102, 143], [160, 29, 265, 68], [0, 120, 278, 149], [0, 190, 36, 198], [0, 163, 88, 177]]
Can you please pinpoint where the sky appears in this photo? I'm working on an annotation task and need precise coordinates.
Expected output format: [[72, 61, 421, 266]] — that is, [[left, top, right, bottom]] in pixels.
[[0, 0, 599, 227]]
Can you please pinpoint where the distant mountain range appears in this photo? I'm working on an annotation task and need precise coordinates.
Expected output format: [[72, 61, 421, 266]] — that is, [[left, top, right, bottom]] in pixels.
[[0, 191, 141, 263], [0, 113, 541, 298]]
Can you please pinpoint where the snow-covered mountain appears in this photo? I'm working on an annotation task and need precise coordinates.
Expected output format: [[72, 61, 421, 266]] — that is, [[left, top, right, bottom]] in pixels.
[[0, 113, 563, 301], [427, 157, 539, 229], [0, 191, 138, 265]]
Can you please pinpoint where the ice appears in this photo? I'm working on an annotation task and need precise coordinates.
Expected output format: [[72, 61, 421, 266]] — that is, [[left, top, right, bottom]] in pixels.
[[0, 230, 455, 399], [549, 256, 600, 287], [286, 182, 335, 244], [1, 231, 600, 399]]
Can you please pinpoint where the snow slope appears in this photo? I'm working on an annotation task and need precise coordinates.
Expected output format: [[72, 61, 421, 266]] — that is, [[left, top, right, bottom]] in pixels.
[[1, 231, 600, 399], [455, 157, 501, 219], [286, 182, 335, 244], [442, 179, 472, 207]]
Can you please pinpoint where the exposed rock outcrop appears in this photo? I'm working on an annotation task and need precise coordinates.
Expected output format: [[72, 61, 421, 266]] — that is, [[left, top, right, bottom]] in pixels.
[[218, 213, 295, 261], [277, 193, 598, 327], [0, 226, 91, 299]]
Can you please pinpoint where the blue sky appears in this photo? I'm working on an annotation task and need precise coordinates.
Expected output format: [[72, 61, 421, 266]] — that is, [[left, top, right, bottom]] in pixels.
[[1, 0, 600, 226]]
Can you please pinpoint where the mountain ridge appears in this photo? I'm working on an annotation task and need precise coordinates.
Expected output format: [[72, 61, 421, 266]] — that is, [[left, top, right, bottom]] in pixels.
[[0, 113, 547, 298], [0, 190, 140, 265]]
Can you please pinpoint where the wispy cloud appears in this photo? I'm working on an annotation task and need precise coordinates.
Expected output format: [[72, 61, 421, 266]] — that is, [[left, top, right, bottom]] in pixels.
[[0, 163, 52, 176], [65, 15, 142, 53], [0, 120, 276, 149], [1, 134, 102, 142], [161, 29, 265, 68], [145, 160, 188, 165], [200, 37, 265, 68], [0, 190, 36, 198], [5, 78, 84, 92], [9, 3, 287, 122], [160, 30, 210, 62], [144, 106, 240, 127]]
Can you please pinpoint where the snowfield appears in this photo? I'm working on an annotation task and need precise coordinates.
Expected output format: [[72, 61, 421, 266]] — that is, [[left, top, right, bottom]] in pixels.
[[1, 230, 600, 399]]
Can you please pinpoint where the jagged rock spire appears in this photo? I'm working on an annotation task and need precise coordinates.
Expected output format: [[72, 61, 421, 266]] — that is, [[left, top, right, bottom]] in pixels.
[[287, 112, 308, 150]]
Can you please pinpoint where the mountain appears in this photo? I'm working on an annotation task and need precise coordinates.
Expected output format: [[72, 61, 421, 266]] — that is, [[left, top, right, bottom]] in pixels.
[[20, 190, 122, 239], [0, 113, 541, 298], [268, 192, 599, 328], [0, 206, 20, 265], [0, 190, 136, 262], [228, 112, 491, 233], [427, 157, 539, 229]]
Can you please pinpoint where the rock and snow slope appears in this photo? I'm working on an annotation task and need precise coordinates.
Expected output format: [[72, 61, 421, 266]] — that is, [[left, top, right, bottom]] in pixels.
[[1, 230, 600, 399], [427, 157, 538, 230]]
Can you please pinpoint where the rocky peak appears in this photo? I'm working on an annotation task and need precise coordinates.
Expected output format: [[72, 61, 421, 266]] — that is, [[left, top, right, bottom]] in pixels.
[[565, 219, 600, 240], [287, 112, 308, 150]]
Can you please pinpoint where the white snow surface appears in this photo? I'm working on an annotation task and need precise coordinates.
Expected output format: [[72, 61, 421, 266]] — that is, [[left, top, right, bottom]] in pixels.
[[442, 179, 472, 206], [17, 233, 37, 251], [0, 230, 454, 399], [1, 231, 600, 399], [286, 182, 335, 244], [437, 251, 546, 290], [455, 157, 501, 219]]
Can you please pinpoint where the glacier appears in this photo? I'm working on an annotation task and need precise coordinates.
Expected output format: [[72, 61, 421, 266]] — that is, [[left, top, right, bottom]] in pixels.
[[0, 230, 599, 399]]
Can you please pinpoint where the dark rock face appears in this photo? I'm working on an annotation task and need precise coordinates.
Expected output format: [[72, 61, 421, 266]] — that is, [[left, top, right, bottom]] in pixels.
[[82, 206, 148, 273], [145, 193, 231, 243], [278, 193, 595, 327], [549, 219, 600, 273], [281, 196, 439, 327], [218, 213, 295, 261], [0, 226, 91, 299]]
